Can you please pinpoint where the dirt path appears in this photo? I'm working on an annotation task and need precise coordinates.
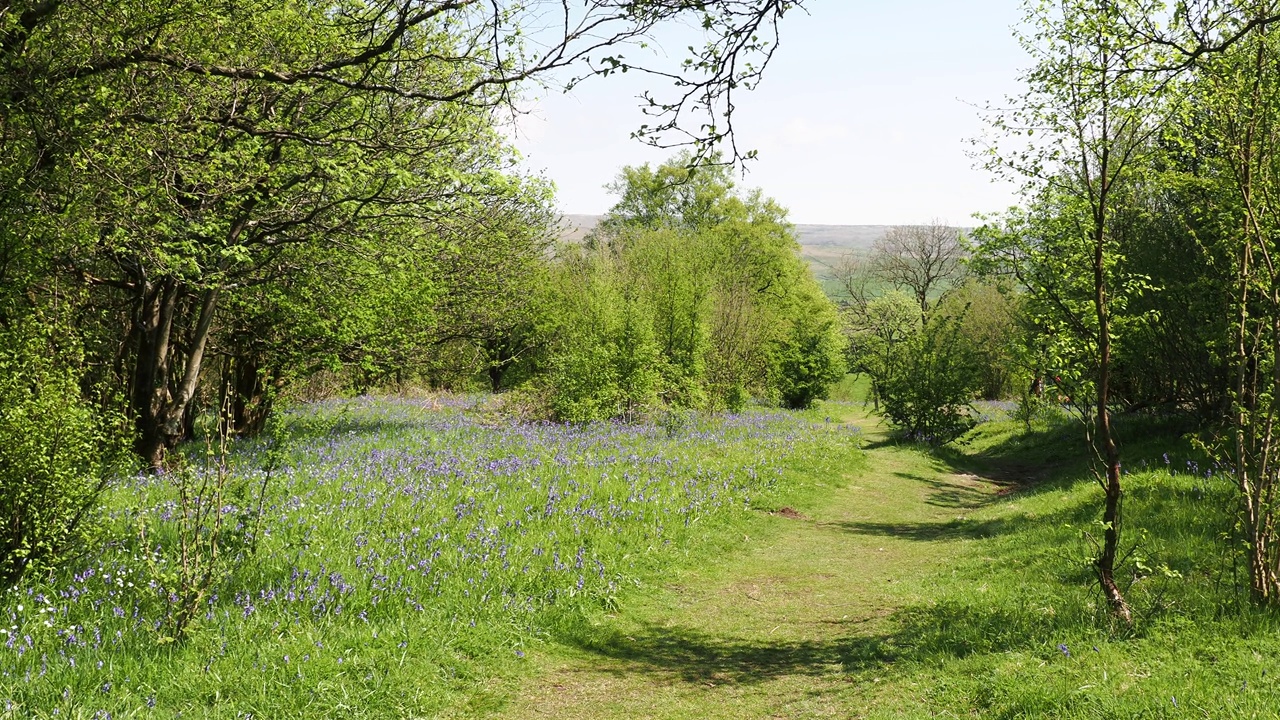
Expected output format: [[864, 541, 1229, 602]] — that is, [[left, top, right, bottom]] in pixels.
[[486, 409, 997, 719]]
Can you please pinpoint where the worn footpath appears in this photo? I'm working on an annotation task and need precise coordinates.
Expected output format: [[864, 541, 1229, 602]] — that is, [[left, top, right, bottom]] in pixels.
[[485, 408, 997, 719]]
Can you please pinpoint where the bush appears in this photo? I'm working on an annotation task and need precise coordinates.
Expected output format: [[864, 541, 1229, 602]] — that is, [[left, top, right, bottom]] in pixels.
[[773, 286, 848, 409], [0, 317, 126, 587], [546, 344, 624, 423], [879, 313, 983, 443], [545, 276, 663, 423]]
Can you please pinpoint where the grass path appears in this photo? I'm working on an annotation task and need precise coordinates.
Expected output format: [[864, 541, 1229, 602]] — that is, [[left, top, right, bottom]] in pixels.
[[486, 406, 1000, 719]]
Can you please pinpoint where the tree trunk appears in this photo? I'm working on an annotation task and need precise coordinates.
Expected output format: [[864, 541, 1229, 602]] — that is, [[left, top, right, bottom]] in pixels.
[[131, 281, 219, 468], [485, 337, 513, 392], [1229, 38, 1280, 604], [1092, 184, 1132, 624], [224, 352, 274, 437]]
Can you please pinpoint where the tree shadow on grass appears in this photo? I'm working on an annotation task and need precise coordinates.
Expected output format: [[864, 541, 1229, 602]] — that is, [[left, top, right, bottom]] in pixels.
[[557, 475, 1264, 695], [931, 420, 1085, 496], [562, 600, 1064, 688], [288, 416, 422, 443], [828, 478, 1107, 545], [889, 470, 998, 509], [827, 517, 1014, 542], [860, 436, 901, 451]]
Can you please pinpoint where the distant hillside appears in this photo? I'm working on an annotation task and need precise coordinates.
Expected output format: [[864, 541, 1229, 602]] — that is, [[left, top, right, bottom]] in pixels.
[[559, 214, 602, 244], [557, 215, 891, 276], [792, 224, 890, 273]]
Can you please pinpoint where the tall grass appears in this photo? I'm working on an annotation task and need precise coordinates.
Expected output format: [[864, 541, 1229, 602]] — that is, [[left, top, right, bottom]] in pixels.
[[0, 397, 862, 718]]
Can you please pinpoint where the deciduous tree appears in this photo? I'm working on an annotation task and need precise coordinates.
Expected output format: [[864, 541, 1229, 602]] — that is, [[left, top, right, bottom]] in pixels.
[[871, 220, 966, 321], [981, 0, 1173, 623]]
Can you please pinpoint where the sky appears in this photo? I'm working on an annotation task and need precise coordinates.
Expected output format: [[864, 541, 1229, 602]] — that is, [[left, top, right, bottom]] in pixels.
[[509, 1, 1033, 226]]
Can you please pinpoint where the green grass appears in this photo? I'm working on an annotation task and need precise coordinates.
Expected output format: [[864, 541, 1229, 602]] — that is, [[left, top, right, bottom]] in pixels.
[[6, 394, 1277, 718], [0, 397, 862, 718], [851, 414, 1271, 719], [825, 373, 873, 404], [488, 404, 1280, 719]]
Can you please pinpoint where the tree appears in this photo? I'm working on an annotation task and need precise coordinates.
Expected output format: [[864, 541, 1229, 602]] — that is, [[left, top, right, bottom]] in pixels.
[[428, 190, 560, 392], [936, 280, 1022, 400], [828, 251, 879, 314], [976, 0, 1280, 609], [1, 1, 806, 466], [772, 283, 847, 409], [1183, 10, 1280, 603], [542, 243, 664, 423], [872, 220, 966, 321], [842, 289, 921, 409], [593, 153, 801, 409], [878, 311, 984, 443], [980, 0, 1173, 623], [600, 159, 738, 233], [539, 152, 844, 418]]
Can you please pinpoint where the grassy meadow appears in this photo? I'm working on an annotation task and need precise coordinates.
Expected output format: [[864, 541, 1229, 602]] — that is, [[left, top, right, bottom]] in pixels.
[[493, 398, 1280, 719], [0, 396, 861, 718], [4, 386, 1280, 718]]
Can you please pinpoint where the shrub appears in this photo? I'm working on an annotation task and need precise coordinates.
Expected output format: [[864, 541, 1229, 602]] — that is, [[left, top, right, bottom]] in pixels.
[[773, 286, 848, 409], [0, 317, 127, 588], [879, 313, 983, 443], [545, 279, 663, 423], [546, 344, 623, 423]]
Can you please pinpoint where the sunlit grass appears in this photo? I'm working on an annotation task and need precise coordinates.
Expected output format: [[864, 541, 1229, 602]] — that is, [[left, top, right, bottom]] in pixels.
[[851, 414, 1280, 719], [487, 402, 1280, 719], [0, 397, 862, 718]]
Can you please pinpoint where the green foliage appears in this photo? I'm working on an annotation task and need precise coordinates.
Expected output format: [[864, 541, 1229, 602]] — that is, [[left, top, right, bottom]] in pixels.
[[142, 408, 281, 643], [0, 316, 127, 588], [938, 280, 1023, 400], [843, 288, 922, 406], [0, 0, 562, 463], [772, 285, 848, 409], [1013, 388, 1067, 433], [600, 157, 737, 231], [537, 153, 845, 420], [843, 279, 1018, 431], [979, 0, 1172, 621], [1181, 21, 1280, 602], [543, 248, 664, 423], [879, 312, 984, 443]]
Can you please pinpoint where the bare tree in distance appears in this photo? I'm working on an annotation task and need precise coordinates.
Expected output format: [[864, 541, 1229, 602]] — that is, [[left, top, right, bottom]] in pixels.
[[828, 252, 878, 312], [871, 220, 966, 321]]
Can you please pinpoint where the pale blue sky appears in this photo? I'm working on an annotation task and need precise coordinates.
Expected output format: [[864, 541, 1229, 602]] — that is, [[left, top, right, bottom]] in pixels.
[[511, 1, 1031, 225]]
